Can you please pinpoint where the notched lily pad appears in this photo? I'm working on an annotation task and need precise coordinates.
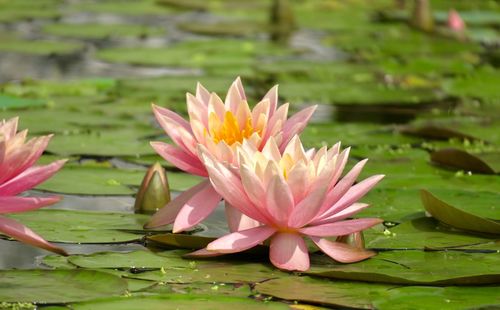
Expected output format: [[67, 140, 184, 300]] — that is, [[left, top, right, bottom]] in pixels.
[[421, 190, 500, 235]]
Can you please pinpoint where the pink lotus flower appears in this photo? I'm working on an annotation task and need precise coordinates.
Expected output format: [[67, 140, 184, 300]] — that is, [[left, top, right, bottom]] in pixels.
[[193, 136, 384, 271], [146, 77, 316, 233], [0, 117, 67, 255], [448, 9, 465, 32]]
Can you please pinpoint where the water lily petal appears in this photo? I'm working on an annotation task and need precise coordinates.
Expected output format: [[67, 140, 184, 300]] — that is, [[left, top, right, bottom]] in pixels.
[[0, 216, 67, 255], [145, 180, 211, 228], [207, 226, 276, 253], [318, 158, 367, 216], [0, 196, 60, 214], [300, 218, 383, 237], [173, 182, 222, 233], [263, 85, 278, 117], [196, 82, 211, 105], [270, 232, 309, 271], [311, 203, 370, 226], [320, 174, 385, 220], [310, 236, 376, 263], [266, 175, 294, 225], [0, 160, 66, 196], [280, 105, 317, 151], [225, 203, 262, 232], [288, 185, 327, 228], [150, 142, 207, 177], [0, 135, 52, 184]]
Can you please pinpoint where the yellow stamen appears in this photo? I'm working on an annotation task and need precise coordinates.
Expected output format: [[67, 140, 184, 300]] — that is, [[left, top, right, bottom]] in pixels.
[[209, 111, 262, 146]]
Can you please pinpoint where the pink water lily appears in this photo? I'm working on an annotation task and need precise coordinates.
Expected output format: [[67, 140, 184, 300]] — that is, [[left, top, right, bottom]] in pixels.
[[0, 117, 67, 255], [448, 9, 465, 32], [193, 136, 384, 271], [146, 77, 316, 233]]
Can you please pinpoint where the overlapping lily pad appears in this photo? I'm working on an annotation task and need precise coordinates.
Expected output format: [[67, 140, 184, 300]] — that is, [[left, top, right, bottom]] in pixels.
[[5, 210, 153, 243], [0, 269, 127, 303], [307, 250, 500, 285], [256, 276, 500, 309], [71, 294, 288, 310]]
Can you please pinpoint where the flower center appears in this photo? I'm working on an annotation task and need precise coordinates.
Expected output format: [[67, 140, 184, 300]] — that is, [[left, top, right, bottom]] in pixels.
[[208, 111, 257, 146]]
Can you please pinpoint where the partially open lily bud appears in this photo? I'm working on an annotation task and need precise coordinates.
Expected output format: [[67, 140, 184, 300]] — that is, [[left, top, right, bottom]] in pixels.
[[448, 9, 465, 32], [134, 162, 170, 214], [336, 232, 365, 249]]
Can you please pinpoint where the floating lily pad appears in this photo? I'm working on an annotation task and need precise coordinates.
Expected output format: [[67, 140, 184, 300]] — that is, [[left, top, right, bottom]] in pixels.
[[0, 94, 45, 109], [308, 250, 500, 285], [0, 0, 61, 23], [128, 261, 287, 284], [5, 209, 153, 243], [421, 190, 500, 235], [256, 276, 500, 309], [178, 21, 265, 37], [444, 66, 500, 104], [43, 23, 165, 39], [3, 78, 116, 98], [68, 250, 191, 269], [0, 35, 83, 55], [0, 269, 127, 303], [46, 129, 156, 157], [96, 39, 289, 76], [71, 294, 288, 310], [365, 216, 497, 250], [35, 164, 201, 195], [70, 0, 172, 15], [301, 123, 416, 148]]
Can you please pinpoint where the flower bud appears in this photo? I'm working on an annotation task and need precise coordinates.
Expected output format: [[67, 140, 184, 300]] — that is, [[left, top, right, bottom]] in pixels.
[[134, 162, 170, 214]]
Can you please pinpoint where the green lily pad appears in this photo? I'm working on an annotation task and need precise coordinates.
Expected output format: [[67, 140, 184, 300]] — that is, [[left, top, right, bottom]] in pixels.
[[71, 294, 288, 310], [96, 39, 289, 76], [0, 35, 83, 55], [46, 129, 156, 157], [0, 0, 61, 23], [307, 250, 500, 285], [42, 23, 164, 39], [421, 190, 500, 235], [365, 216, 498, 250], [67, 250, 191, 269], [70, 0, 173, 15], [128, 261, 287, 284], [3, 78, 116, 98], [0, 269, 127, 303], [301, 123, 416, 148], [444, 66, 500, 104], [1, 108, 131, 134], [0, 94, 45, 109], [5, 209, 153, 243], [256, 276, 500, 310], [35, 163, 201, 195]]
